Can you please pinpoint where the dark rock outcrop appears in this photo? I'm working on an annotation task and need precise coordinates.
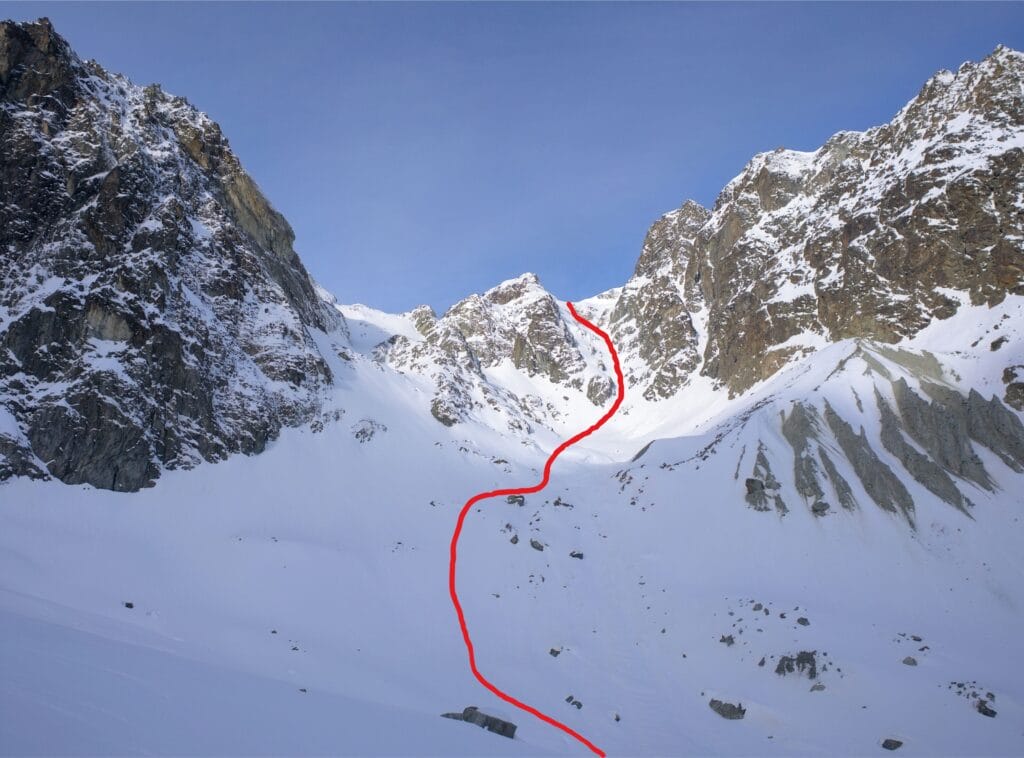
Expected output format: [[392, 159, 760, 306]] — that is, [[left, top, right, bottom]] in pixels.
[[782, 403, 826, 505], [1003, 366, 1024, 411], [775, 651, 818, 679], [876, 388, 970, 514], [824, 403, 915, 526], [892, 380, 992, 489], [817, 446, 859, 511], [745, 444, 787, 514], [922, 383, 1024, 473]]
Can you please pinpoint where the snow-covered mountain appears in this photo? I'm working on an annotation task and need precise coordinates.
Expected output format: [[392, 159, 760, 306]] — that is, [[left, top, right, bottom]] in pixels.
[[2, 18, 1024, 757]]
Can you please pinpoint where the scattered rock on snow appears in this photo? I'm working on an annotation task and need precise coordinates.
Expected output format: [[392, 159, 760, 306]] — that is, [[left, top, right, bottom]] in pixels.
[[506, 495, 525, 506], [797, 617, 810, 626], [351, 419, 387, 443], [882, 738, 903, 750], [529, 539, 544, 551], [902, 656, 918, 666]]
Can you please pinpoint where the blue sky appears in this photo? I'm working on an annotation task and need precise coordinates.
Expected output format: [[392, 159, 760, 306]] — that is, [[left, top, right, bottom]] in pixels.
[[8, 2, 1024, 313]]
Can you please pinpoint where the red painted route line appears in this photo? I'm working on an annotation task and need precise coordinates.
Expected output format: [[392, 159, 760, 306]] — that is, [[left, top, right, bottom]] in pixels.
[[448, 302, 625, 758]]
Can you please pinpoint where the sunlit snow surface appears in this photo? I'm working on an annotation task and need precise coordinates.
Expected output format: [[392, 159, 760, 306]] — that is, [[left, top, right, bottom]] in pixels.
[[3, 295, 1023, 756]]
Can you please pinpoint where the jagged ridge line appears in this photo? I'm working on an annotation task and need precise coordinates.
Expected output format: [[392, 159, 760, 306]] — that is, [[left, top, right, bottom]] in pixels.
[[448, 301, 625, 758]]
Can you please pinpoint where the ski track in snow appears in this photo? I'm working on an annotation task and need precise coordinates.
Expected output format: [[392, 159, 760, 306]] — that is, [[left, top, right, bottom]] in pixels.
[[448, 303, 626, 757]]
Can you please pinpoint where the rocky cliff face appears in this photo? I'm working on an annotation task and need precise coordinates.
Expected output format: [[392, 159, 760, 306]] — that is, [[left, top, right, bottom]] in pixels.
[[0, 19, 342, 490], [608, 45, 1024, 400], [608, 200, 709, 400]]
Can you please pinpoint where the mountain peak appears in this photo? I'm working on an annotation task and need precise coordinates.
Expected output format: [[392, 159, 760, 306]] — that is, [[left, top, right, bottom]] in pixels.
[[484, 272, 547, 305], [1, 17, 60, 49], [986, 42, 1023, 64], [0, 17, 79, 103], [672, 199, 712, 226]]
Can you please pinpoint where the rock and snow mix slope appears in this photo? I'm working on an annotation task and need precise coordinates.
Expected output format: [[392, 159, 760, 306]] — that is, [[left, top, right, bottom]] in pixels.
[[2, 18, 1024, 757]]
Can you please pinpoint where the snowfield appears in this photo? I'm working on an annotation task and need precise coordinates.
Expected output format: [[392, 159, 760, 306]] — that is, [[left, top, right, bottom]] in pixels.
[[3, 296, 1023, 756]]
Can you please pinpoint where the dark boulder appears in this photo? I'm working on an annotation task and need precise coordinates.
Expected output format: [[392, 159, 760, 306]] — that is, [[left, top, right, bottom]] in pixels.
[[709, 699, 745, 720], [441, 706, 517, 739], [976, 699, 997, 718]]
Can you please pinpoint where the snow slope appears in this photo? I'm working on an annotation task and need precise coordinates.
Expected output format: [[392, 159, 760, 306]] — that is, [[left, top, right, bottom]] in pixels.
[[3, 296, 1023, 756]]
